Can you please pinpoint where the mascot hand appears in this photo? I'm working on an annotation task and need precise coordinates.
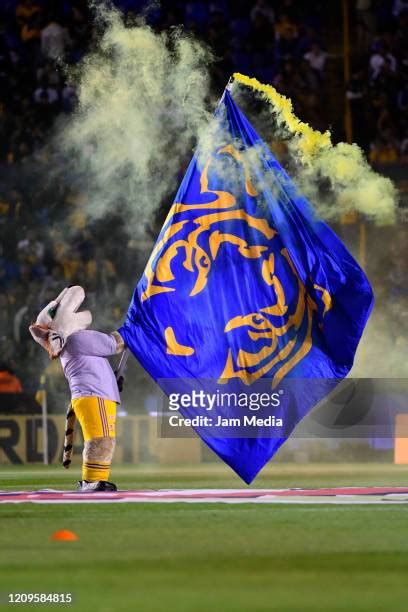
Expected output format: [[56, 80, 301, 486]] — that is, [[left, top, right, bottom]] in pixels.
[[114, 372, 124, 393], [52, 286, 92, 337]]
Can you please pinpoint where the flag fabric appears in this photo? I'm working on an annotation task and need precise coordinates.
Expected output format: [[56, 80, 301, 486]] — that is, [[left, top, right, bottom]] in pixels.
[[119, 87, 374, 483]]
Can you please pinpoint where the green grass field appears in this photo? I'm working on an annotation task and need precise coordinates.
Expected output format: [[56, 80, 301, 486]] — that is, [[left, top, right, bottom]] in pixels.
[[1, 463, 408, 611]]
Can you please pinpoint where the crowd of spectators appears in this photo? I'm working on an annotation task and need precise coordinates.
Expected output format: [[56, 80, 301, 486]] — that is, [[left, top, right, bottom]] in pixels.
[[347, 0, 408, 164], [160, 0, 332, 132], [0, 0, 406, 403], [0, 0, 332, 399]]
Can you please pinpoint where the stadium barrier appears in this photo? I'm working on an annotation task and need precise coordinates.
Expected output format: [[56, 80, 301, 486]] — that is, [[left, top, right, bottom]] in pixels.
[[0, 415, 202, 465]]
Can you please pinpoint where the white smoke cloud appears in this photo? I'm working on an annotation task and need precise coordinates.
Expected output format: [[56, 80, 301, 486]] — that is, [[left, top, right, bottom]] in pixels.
[[60, 5, 214, 235]]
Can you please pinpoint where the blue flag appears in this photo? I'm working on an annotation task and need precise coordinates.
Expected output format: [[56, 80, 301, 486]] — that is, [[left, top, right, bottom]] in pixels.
[[119, 88, 374, 483]]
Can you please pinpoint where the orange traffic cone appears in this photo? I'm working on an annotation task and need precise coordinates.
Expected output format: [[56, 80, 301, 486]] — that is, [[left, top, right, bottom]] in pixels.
[[50, 529, 79, 541]]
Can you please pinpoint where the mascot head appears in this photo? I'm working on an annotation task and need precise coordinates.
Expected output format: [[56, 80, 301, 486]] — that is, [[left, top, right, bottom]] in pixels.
[[29, 286, 92, 358]]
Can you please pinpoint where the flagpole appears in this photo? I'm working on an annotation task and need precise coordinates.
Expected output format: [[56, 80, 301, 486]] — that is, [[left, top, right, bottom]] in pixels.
[[116, 348, 130, 382]]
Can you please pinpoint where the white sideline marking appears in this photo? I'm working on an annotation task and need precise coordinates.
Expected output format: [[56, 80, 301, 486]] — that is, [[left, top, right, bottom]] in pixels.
[[1, 488, 408, 504]]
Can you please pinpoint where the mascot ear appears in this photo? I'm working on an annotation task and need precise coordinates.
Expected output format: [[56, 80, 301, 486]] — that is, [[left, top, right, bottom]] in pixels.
[[59, 285, 85, 313]]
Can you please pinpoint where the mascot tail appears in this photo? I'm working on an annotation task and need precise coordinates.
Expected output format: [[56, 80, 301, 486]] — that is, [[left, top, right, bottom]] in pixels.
[[62, 403, 76, 468]]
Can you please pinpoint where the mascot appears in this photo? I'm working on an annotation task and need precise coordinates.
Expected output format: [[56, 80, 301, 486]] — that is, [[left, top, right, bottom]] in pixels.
[[29, 286, 125, 492]]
